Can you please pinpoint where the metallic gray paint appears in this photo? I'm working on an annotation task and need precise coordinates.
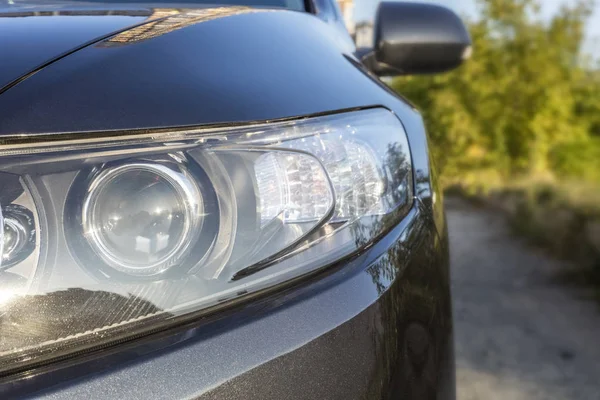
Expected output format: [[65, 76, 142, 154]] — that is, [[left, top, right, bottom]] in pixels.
[[0, 6, 153, 92], [0, 9, 371, 135]]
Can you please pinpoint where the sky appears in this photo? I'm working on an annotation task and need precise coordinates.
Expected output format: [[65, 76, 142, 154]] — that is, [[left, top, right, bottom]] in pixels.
[[353, 0, 600, 57]]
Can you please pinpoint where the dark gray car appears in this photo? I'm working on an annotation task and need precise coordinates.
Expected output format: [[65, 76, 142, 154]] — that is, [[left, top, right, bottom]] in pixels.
[[0, 1, 470, 398]]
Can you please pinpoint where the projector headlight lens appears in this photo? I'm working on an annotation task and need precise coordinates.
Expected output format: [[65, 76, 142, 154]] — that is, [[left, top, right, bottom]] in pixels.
[[1, 205, 36, 271], [0, 108, 413, 376], [82, 163, 203, 276]]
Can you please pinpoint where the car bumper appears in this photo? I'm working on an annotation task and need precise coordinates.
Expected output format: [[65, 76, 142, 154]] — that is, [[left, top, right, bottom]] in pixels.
[[5, 200, 454, 400]]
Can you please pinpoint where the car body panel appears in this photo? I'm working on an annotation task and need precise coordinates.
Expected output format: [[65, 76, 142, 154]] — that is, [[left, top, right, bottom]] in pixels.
[[0, 8, 367, 136], [0, 5, 158, 92]]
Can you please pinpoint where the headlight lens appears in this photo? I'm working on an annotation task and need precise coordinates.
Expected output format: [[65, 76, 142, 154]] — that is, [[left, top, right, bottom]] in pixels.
[[82, 163, 204, 276], [1, 205, 36, 270], [0, 108, 413, 374]]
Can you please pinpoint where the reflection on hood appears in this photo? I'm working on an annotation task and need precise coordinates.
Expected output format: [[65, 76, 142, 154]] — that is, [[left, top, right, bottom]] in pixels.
[[100, 7, 261, 46], [0, 9, 153, 17]]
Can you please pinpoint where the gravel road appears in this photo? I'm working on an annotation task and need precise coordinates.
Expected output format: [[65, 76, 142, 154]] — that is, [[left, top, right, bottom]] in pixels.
[[447, 197, 600, 400]]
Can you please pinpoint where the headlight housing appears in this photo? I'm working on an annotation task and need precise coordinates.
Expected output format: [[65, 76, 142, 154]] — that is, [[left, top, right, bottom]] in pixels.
[[0, 108, 412, 374]]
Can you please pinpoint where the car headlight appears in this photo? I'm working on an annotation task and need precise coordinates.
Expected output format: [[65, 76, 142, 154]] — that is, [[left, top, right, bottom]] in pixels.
[[0, 108, 412, 374]]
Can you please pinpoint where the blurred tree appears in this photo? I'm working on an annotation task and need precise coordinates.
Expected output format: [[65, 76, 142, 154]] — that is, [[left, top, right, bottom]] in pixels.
[[392, 0, 598, 186]]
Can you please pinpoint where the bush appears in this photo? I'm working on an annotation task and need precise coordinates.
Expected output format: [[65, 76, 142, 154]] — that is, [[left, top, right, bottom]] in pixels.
[[550, 139, 600, 184], [399, 0, 600, 295]]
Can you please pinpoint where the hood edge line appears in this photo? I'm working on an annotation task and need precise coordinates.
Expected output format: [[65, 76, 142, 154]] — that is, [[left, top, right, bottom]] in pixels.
[[0, 14, 173, 96]]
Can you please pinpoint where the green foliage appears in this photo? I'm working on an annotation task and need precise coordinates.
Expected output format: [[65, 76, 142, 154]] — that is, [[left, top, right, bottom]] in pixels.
[[407, 0, 600, 290], [550, 138, 600, 183], [391, 0, 599, 187]]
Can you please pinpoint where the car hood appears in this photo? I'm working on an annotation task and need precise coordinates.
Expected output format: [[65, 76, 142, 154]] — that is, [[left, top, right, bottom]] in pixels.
[[0, 2, 177, 91], [0, 3, 389, 136]]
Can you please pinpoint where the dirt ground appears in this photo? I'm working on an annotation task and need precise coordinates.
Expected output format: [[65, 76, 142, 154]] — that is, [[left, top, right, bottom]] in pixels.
[[447, 197, 600, 400]]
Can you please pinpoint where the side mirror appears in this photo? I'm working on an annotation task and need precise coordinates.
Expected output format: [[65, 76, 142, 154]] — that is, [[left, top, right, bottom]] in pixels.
[[362, 2, 472, 76]]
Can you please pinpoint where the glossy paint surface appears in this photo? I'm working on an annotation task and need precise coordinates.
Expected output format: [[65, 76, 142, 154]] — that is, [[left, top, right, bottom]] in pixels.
[[0, 3, 452, 399], [0, 5, 155, 91], [0, 8, 368, 135]]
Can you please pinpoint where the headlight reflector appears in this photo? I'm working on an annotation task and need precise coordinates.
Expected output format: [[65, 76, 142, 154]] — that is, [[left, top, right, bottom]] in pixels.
[[0, 108, 413, 375], [255, 151, 334, 226]]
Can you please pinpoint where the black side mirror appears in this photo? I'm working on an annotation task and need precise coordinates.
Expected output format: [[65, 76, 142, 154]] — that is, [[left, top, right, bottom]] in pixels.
[[362, 2, 472, 76]]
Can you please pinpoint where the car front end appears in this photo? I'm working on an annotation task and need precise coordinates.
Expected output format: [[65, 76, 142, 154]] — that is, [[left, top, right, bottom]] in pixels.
[[0, 2, 468, 398]]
